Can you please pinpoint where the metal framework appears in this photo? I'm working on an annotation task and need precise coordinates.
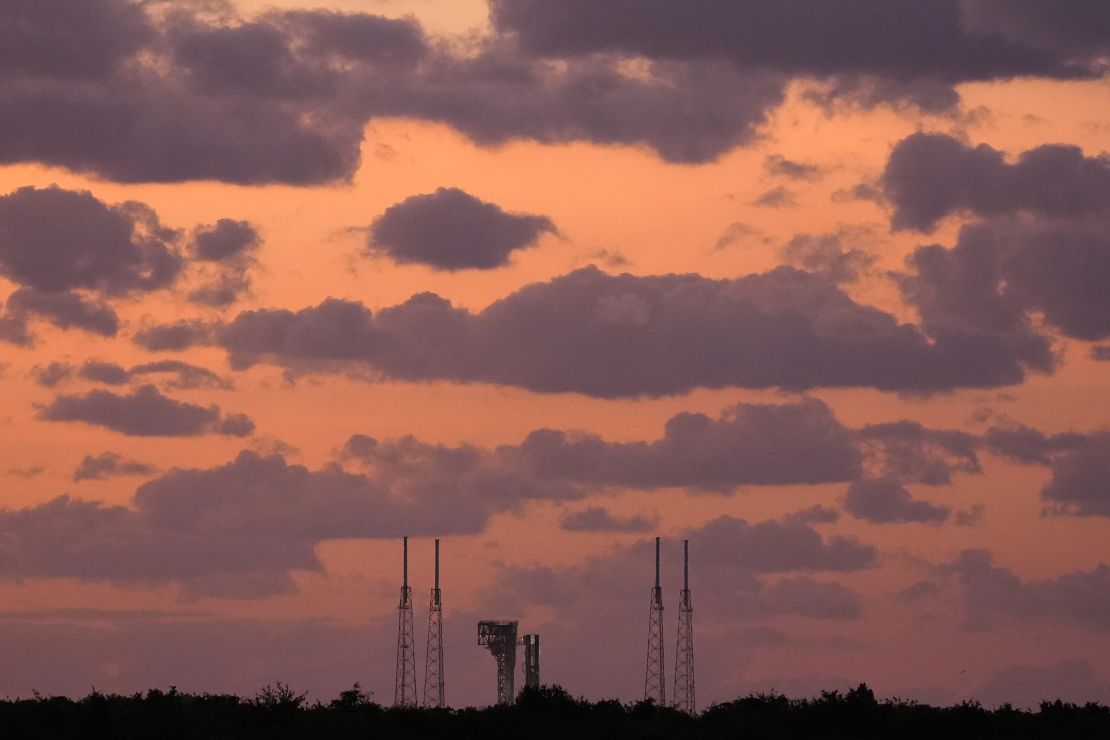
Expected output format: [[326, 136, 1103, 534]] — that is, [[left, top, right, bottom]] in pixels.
[[673, 539, 695, 714], [423, 539, 445, 708], [644, 536, 666, 704], [394, 536, 417, 707], [478, 620, 518, 705], [521, 634, 540, 691]]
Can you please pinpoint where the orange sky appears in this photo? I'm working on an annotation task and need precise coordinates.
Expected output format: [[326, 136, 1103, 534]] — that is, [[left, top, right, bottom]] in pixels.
[[0, 0, 1109, 709]]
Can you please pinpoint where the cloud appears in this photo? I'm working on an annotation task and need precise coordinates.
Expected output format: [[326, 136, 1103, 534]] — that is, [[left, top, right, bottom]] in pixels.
[[185, 219, 262, 307], [2, 288, 120, 340], [54, 359, 231, 391], [0, 445, 552, 596], [559, 507, 656, 533], [843, 478, 950, 524], [946, 548, 1110, 631], [765, 154, 822, 181], [881, 133, 1110, 232], [982, 423, 1086, 466], [0, 6, 786, 182], [133, 319, 217, 351], [1040, 433, 1110, 517], [898, 215, 1110, 342], [215, 266, 1050, 396], [78, 360, 130, 386], [7, 465, 46, 480], [780, 233, 876, 283], [856, 420, 981, 485], [1092, 345, 1110, 362], [713, 222, 762, 250], [515, 399, 862, 490], [30, 361, 74, 388], [0, 186, 181, 295], [959, 1, 1110, 58], [0, 0, 150, 81], [38, 384, 255, 437], [129, 360, 232, 390], [73, 452, 157, 482], [190, 219, 261, 263], [489, 0, 1101, 104], [482, 515, 874, 680], [368, 187, 557, 270], [4, 3, 1107, 186], [752, 186, 797, 208], [0, 389, 936, 601]]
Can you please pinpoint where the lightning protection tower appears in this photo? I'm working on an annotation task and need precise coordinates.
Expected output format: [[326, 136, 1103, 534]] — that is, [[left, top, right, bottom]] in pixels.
[[423, 538, 445, 708], [394, 536, 417, 707], [478, 620, 518, 705], [644, 536, 666, 704], [521, 634, 540, 691], [673, 539, 695, 714]]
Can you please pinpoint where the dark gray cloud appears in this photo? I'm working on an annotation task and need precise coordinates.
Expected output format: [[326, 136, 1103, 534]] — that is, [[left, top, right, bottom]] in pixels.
[[4, 3, 1107, 186], [982, 423, 1087, 465], [0, 186, 181, 294], [133, 319, 217, 351], [78, 360, 129, 386], [765, 154, 822, 181], [38, 384, 254, 438], [752, 186, 797, 208], [339, 398, 990, 501], [857, 421, 981, 485], [0, 444, 565, 596], [1040, 433, 1110, 517], [30, 361, 73, 388], [757, 576, 862, 619], [947, 548, 1110, 631], [7, 465, 46, 479], [1091, 345, 1110, 362], [882, 133, 1110, 232], [2, 288, 120, 340], [0, 6, 784, 182], [130, 360, 231, 390], [73, 452, 157, 482], [0, 393, 917, 599], [47, 359, 230, 391], [188, 270, 252, 308], [489, 0, 1101, 100], [279, 9, 428, 66], [780, 233, 876, 283], [186, 220, 261, 306], [559, 507, 656, 533], [486, 515, 872, 636], [515, 399, 862, 490], [0, 185, 187, 343], [215, 266, 1048, 396], [785, 505, 841, 524], [843, 478, 950, 524], [899, 215, 1110, 342], [190, 219, 261, 263], [0, 0, 150, 80], [368, 187, 557, 270], [960, 1, 1110, 57]]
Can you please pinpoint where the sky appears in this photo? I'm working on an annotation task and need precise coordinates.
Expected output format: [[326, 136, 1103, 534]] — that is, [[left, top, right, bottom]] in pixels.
[[0, 0, 1109, 710]]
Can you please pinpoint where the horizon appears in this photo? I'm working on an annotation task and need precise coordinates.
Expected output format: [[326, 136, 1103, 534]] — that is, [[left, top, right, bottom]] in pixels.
[[0, 0, 1108, 712]]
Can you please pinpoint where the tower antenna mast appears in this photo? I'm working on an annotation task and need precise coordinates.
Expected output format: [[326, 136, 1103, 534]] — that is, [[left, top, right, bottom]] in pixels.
[[394, 536, 417, 707], [644, 536, 666, 704], [423, 539, 445, 707], [673, 539, 695, 713]]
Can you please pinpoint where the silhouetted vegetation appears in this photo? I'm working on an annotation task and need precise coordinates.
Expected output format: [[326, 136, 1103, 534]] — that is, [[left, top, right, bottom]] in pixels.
[[1, 683, 1107, 739]]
